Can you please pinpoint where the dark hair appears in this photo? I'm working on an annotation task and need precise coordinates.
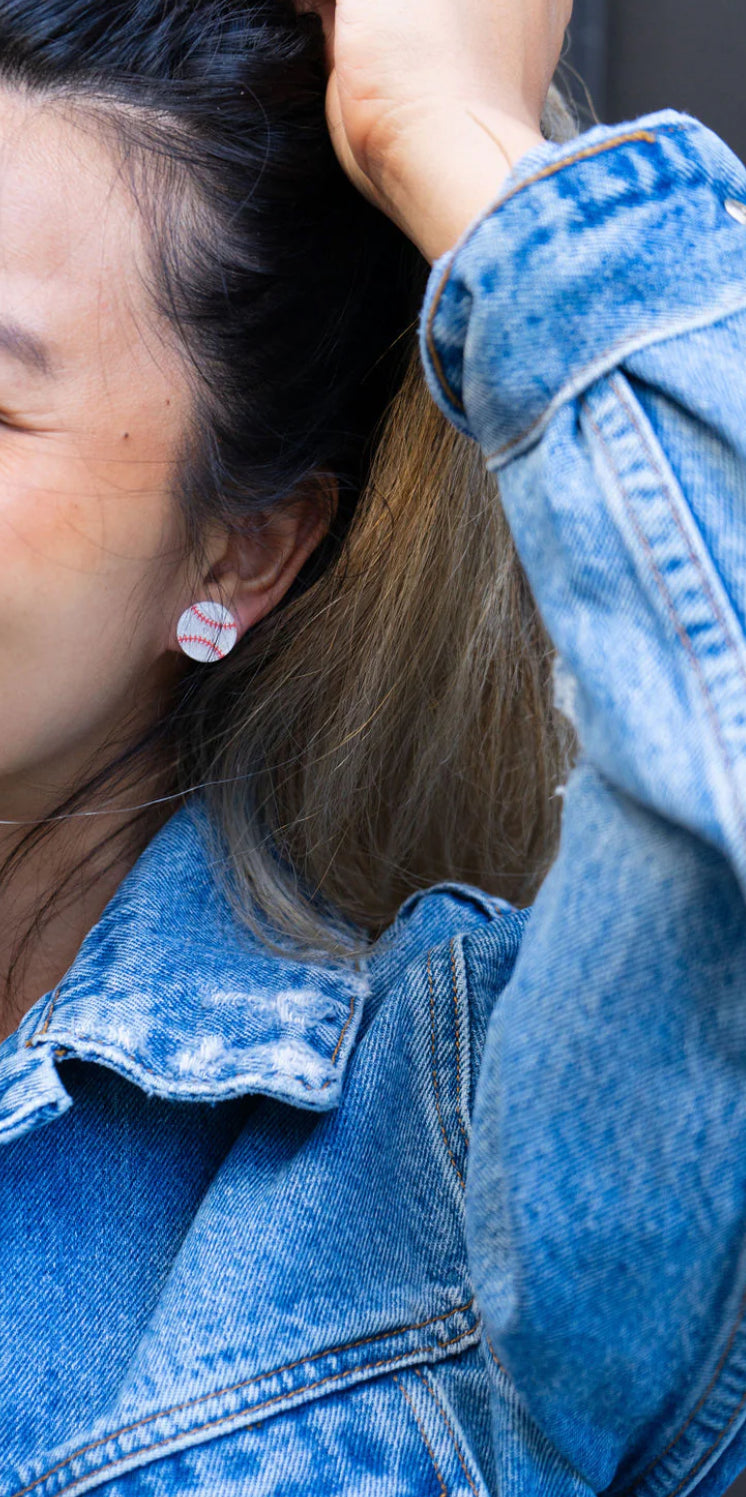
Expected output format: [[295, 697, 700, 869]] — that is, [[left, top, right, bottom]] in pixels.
[[0, 0, 424, 975], [0, 0, 424, 581], [0, 0, 579, 982]]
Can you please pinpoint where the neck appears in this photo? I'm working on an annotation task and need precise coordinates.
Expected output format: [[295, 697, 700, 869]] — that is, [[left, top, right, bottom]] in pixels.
[[0, 732, 174, 1046]]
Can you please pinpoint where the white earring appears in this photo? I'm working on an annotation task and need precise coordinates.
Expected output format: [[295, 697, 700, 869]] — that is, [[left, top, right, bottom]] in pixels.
[[176, 601, 238, 663]]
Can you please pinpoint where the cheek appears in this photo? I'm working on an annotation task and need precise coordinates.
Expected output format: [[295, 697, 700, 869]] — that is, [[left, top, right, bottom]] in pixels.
[[0, 437, 185, 776]]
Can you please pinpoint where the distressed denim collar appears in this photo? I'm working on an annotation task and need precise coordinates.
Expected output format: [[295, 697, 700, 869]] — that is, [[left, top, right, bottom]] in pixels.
[[0, 803, 370, 1145]]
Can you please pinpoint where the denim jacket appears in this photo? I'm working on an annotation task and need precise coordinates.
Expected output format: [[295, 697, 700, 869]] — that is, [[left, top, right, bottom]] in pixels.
[[3, 107, 746, 1497]]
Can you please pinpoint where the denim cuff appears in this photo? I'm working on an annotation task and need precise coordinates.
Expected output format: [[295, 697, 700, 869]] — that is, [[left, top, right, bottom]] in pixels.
[[419, 108, 746, 466]]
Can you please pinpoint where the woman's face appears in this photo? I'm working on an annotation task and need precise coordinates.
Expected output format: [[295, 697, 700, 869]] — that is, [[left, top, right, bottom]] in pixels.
[[0, 87, 332, 824], [0, 90, 196, 814]]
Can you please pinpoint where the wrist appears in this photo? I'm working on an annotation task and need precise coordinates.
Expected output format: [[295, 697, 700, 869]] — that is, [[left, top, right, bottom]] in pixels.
[[378, 106, 545, 264]]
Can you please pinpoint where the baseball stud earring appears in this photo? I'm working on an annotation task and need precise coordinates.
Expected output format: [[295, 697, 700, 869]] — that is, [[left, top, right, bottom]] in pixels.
[[176, 600, 239, 663]]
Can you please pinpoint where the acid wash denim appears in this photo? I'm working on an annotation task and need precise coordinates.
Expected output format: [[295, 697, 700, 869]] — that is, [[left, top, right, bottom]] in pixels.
[[2, 106, 746, 1497]]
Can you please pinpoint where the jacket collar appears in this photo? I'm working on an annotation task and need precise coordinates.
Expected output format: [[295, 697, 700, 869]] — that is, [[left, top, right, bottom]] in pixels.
[[0, 802, 369, 1144]]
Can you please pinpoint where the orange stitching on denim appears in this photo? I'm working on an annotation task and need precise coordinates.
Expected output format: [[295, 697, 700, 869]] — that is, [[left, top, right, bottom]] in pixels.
[[437, 1326, 477, 1351], [394, 1375, 448, 1497], [33, 1030, 335, 1094], [483, 296, 746, 465], [450, 939, 470, 1152], [533, 374, 746, 1487], [485, 1333, 510, 1379], [14, 1345, 465, 1497], [482, 319, 657, 464], [610, 374, 746, 704], [425, 128, 659, 412], [330, 989, 356, 1065], [10, 1299, 476, 1497], [613, 1279, 746, 1494], [25, 987, 61, 1047], [427, 951, 465, 1192], [25, 987, 359, 1093], [319, 988, 358, 1090], [583, 390, 746, 849], [615, 1382, 746, 1497], [25, 1031, 166, 1083], [659, 1386, 746, 1497], [414, 1369, 480, 1497]]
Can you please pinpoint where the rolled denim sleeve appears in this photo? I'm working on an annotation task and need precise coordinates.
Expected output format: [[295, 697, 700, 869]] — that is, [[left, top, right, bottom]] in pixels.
[[419, 111, 746, 1497]]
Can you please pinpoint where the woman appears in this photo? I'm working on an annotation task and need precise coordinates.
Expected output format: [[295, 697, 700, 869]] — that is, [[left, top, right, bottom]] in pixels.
[[2, 0, 745, 1491]]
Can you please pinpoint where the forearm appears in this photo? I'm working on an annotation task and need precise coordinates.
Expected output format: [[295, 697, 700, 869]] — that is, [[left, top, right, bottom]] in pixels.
[[420, 109, 746, 881], [420, 107, 746, 1491]]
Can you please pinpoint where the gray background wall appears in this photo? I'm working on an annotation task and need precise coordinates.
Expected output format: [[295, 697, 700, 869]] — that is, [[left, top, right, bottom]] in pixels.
[[561, 5, 746, 1494], [565, 0, 746, 163]]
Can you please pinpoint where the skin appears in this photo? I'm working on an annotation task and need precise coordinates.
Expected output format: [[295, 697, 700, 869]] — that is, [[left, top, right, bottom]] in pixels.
[[298, 0, 573, 263], [0, 0, 571, 1038], [0, 92, 328, 1039]]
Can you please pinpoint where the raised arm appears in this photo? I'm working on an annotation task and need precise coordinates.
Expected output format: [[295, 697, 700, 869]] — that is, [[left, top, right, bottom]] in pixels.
[[301, 1, 746, 1490], [419, 111, 746, 1497]]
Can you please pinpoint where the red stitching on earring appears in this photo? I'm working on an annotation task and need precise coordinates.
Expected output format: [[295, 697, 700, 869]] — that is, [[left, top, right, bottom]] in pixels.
[[176, 634, 226, 658], [190, 604, 236, 634]]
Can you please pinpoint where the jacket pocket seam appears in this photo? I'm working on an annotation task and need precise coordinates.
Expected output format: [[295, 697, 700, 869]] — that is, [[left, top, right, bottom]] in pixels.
[[28, 1350, 440, 1497], [12, 1301, 478, 1497], [394, 1376, 449, 1496], [413, 1368, 481, 1497]]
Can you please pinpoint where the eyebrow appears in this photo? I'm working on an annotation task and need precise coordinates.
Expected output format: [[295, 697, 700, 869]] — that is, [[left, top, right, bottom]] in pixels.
[[0, 319, 54, 377]]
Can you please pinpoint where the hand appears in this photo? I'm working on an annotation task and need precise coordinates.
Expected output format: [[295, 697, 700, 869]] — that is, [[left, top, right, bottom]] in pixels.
[[295, 0, 573, 262]]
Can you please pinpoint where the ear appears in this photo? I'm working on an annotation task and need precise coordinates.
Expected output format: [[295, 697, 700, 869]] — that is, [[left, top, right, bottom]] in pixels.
[[174, 477, 337, 651]]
